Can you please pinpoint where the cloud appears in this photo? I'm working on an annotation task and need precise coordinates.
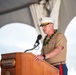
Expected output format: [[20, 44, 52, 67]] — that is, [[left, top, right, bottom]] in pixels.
[[65, 16, 76, 74], [0, 23, 42, 58]]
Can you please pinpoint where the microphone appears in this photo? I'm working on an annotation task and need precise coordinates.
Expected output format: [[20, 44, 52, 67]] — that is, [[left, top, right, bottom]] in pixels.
[[24, 34, 42, 52], [34, 34, 42, 46]]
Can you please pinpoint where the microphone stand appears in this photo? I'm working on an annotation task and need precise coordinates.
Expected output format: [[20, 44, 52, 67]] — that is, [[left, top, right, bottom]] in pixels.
[[24, 43, 39, 53]]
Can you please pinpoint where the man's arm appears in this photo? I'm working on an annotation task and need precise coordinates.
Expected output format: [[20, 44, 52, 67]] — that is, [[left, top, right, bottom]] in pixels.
[[34, 46, 63, 61], [45, 46, 64, 59]]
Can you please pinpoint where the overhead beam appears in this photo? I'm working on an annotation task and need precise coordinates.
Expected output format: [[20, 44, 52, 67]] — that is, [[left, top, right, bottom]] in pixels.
[[0, 0, 40, 15]]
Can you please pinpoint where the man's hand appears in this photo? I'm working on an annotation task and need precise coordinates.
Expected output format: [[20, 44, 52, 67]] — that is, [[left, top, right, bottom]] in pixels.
[[34, 55, 44, 61]]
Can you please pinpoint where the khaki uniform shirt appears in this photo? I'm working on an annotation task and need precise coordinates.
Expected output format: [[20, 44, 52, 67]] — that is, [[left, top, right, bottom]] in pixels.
[[41, 32, 67, 64]]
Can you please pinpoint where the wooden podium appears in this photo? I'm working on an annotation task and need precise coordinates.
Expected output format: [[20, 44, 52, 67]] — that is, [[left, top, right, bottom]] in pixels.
[[1, 52, 59, 75]]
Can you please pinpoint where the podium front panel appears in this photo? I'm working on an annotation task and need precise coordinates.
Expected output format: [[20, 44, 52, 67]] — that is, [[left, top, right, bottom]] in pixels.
[[1, 52, 59, 75]]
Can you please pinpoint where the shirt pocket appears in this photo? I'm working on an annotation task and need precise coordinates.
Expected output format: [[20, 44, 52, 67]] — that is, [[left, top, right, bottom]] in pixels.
[[47, 39, 56, 52]]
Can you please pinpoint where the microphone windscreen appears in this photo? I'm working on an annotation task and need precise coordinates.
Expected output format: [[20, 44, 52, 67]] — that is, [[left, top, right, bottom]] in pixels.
[[37, 34, 42, 40]]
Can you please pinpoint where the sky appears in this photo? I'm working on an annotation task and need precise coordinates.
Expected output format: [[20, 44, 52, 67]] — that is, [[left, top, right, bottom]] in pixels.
[[0, 16, 76, 75], [65, 16, 76, 73], [0, 23, 42, 58]]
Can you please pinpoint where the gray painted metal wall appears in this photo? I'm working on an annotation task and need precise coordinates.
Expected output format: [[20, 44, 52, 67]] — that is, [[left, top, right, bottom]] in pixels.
[[0, 7, 34, 28], [0, 0, 76, 32], [59, 0, 76, 33]]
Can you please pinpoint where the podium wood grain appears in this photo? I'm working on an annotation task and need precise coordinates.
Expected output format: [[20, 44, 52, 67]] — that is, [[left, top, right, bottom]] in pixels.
[[1, 52, 59, 75]]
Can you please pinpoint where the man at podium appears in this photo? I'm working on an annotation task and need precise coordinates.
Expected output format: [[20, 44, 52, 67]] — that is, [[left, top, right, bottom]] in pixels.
[[35, 17, 68, 75]]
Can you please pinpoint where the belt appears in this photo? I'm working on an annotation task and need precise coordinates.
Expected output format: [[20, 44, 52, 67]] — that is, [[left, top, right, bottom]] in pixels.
[[51, 61, 65, 66]]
